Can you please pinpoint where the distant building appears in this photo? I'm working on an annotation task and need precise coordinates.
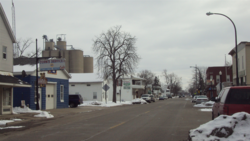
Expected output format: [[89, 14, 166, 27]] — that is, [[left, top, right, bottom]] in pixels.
[[205, 66, 232, 99], [69, 73, 105, 102], [42, 36, 93, 73], [229, 42, 250, 85]]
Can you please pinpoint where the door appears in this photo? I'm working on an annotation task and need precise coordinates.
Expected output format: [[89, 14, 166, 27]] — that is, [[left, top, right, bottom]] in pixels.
[[46, 84, 55, 109]]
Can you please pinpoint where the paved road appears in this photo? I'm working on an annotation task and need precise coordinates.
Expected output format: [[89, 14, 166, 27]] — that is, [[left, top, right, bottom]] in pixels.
[[0, 98, 211, 141]]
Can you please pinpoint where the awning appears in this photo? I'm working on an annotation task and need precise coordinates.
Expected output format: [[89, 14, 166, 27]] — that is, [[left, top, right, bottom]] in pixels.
[[0, 75, 31, 87]]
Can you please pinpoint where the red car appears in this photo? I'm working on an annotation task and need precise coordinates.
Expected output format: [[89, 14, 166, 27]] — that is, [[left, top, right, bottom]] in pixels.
[[212, 86, 250, 120]]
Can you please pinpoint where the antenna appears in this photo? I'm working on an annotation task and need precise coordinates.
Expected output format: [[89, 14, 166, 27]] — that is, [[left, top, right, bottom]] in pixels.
[[12, 0, 18, 58]]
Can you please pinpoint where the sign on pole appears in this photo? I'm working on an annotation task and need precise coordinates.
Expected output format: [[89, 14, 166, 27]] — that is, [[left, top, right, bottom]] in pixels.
[[102, 84, 110, 91]]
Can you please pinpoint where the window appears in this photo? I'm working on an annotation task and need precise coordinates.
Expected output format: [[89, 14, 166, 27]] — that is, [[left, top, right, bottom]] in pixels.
[[242, 56, 244, 69], [87, 84, 91, 86], [3, 46, 7, 59], [3, 88, 11, 106], [216, 75, 220, 83], [71, 85, 75, 87], [220, 88, 229, 103], [226, 75, 230, 82], [60, 85, 64, 102], [210, 75, 213, 80], [93, 92, 97, 99]]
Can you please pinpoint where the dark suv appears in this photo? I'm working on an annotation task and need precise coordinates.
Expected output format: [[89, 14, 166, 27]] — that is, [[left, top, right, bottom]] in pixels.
[[69, 94, 83, 108], [212, 86, 250, 120]]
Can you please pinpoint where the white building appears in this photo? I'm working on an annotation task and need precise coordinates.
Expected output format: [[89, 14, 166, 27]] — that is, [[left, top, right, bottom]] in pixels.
[[107, 75, 145, 102], [229, 42, 250, 85], [69, 73, 107, 102], [0, 4, 31, 115]]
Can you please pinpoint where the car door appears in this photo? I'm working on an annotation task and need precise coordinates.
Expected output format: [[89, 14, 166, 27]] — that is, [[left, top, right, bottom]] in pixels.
[[213, 89, 225, 117], [218, 88, 230, 116]]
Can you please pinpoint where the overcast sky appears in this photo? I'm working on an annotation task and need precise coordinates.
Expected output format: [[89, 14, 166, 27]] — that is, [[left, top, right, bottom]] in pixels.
[[1, 0, 250, 90]]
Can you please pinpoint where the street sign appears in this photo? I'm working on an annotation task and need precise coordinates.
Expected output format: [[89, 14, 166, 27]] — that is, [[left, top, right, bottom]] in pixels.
[[103, 84, 110, 91]]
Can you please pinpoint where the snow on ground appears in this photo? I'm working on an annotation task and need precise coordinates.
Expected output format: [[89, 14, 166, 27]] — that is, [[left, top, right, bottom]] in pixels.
[[0, 126, 24, 130], [189, 112, 250, 141], [79, 100, 133, 107], [200, 108, 212, 112], [13, 106, 54, 118], [185, 98, 190, 100], [194, 101, 215, 108], [79, 99, 149, 107]]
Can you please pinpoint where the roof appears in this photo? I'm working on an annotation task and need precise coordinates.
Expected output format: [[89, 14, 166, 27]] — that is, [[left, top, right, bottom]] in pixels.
[[0, 3, 16, 43], [13, 64, 71, 79], [0, 75, 31, 87], [69, 73, 103, 83]]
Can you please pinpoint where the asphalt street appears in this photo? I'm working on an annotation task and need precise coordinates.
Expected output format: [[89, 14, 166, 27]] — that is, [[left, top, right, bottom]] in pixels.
[[0, 97, 211, 141]]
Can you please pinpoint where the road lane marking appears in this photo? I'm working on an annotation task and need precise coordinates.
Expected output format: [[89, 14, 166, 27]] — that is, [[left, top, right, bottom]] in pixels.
[[110, 122, 125, 129]]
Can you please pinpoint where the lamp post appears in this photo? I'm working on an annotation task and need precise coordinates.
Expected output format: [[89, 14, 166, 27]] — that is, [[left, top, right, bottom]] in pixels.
[[206, 12, 239, 86], [219, 71, 222, 92], [210, 78, 213, 99]]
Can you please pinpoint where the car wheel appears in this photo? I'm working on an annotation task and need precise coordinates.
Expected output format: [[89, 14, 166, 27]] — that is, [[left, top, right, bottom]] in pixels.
[[75, 104, 78, 108], [70, 103, 75, 108], [212, 112, 214, 120]]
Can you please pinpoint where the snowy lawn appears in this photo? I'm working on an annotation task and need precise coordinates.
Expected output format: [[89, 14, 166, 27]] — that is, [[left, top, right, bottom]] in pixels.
[[189, 112, 250, 141], [194, 101, 215, 108], [13, 106, 54, 118]]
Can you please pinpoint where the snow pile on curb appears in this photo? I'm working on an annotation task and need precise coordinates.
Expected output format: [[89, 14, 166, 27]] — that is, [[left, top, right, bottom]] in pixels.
[[34, 111, 54, 118], [79, 101, 132, 107], [13, 106, 54, 118], [131, 98, 148, 104], [189, 112, 250, 141], [0, 120, 15, 126], [194, 101, 215, 108]]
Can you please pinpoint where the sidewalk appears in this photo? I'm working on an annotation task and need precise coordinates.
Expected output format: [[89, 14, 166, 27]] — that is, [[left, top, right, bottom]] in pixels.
[[0, 106, 108, 126]]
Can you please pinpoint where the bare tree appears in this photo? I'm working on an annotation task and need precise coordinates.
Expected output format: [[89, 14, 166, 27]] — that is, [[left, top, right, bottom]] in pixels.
[[15, 38, 42, 58], [162, 69, 182, 95], [93, 26, 140, 103], [137, 70, 155, 93]]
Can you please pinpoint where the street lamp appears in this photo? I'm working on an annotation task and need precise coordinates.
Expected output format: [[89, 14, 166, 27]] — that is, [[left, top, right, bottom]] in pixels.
[[210, 78, 213, 99], [206, 12, 239, 86], [219, 71, 222, 92]]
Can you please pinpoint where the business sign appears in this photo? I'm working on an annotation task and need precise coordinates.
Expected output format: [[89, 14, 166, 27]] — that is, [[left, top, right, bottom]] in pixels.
[[123, 81, 130, 89], [39, 59, 65, 71]]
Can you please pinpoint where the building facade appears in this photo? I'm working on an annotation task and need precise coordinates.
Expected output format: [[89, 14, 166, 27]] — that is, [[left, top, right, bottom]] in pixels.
[[13, 65, 71, 110], [229, 42, 250, 85], [107, 76, 145, 101], [69, 73, 105, 101], [0, 4, 31, 115], [205, 66, 232, 99]]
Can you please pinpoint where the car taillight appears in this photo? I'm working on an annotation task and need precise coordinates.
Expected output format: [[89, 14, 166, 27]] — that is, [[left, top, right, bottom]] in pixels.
[[223, 105, 229, 115]]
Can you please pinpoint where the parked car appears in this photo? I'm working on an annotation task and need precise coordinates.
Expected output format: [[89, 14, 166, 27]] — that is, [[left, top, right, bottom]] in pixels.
[[141, 94, 152, 103], [167, 95, 172, 99], [159, 96, 165, 100], [150, 95, 156, 102], [69, 94, 83, 108], [192, 95, 207, 103], [212, 86, 250, 120], [195, 97, 209, 104]]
